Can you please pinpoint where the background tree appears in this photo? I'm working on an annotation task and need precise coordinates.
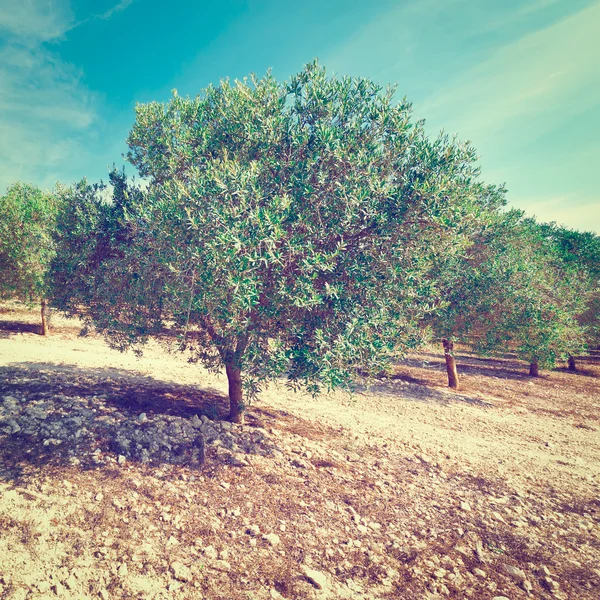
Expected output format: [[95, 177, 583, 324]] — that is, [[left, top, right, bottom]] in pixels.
[[430, 212, 590, 381], [0, 182, 59, 335], [53, 62, 506, 422], [50, 169, 161, 345], [537, 223, 600, 369]]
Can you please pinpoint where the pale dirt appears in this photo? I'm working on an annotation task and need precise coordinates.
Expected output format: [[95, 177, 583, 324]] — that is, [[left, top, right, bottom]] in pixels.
[[0, 303, 599, 600]]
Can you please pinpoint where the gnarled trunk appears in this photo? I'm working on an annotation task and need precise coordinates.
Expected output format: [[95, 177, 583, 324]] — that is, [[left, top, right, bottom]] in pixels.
[[529, 361, 539, 377], [40, 299, 49, 336], [442, 338, 459, 389], [225, 362, 244, 424], [567, 355, 577, 371]]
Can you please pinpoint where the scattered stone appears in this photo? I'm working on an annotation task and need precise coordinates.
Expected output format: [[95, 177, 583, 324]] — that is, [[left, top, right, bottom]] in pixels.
[[501, 564, 526, 582], [301, 566, 328, 590], [137, 413, 148, 423], [117, 563, 128, 577], [213, 560, 231, 572], [263, 533, 281, 546], [460, 501, 471, 512], [520, 579, 533, 593], [171, 562, 192, 582], [117, 454, 126, 465], [473, 568, 487, 578]]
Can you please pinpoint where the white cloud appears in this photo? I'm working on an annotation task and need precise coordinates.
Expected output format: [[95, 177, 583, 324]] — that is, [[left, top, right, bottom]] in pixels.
[[95, 0, 135, 21], [418, 1, 600, 142], [0, 0, 74, 42], [0, 42, 96, 190], [0, 0, 137, 192], [512, 194, 600, 233]]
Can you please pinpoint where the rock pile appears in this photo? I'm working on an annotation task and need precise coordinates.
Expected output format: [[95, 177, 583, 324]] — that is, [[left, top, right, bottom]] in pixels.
[[0, 385, 274, 469]]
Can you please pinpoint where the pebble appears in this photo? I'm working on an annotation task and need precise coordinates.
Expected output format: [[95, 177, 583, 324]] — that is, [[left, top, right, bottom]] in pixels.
[[171, 562, 192, 582], [213, 560, 231, 572], [301, 566, 328, 590], [263, 533, 281, 546], [501, 564, 526, 582], [0, 384, 274, 467]]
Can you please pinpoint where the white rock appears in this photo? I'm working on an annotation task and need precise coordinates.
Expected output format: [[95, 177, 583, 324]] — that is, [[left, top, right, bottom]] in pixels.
[[171, 562, 192, 582], [501, 564, 526, 581], [263, 533, 281, 546], [301, 566, 328, 590], [213, 560, 231, 572]]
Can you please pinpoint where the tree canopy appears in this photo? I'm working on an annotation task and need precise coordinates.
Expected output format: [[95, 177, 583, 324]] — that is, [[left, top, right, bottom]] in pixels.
[[0, 182, 59, 334], [52, 62, 509, 421], [430, 211, 591, 377]]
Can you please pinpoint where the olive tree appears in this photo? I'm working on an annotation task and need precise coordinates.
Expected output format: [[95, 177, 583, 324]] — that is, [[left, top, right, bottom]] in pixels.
[[431, 212, 590, 381], [53, 62, 506, 421], [0, 182, 59, 335]]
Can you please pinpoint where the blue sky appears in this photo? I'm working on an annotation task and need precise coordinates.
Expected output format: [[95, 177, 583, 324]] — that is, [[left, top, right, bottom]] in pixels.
[[1, 0, 599, 232]]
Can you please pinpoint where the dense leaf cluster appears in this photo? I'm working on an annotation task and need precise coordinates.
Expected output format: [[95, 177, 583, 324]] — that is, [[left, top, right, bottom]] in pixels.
[[2, 62, 598, 415]]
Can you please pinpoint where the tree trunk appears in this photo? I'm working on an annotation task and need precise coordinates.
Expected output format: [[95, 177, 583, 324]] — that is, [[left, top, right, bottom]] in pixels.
[[529, 361, 539, 377], [442, 338, 459, 389], [225, 362, 245, 424], [567, 355, 577, 371], [40, 299, 49, 336]]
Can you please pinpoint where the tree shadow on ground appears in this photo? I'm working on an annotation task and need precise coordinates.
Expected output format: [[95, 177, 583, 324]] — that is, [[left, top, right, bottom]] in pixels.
[[0, 362, 229, 419], [0, 321, 42, 338], [0, 362, 277, 485], [353, 376, 493, 408], [394, 354, 536, 383]]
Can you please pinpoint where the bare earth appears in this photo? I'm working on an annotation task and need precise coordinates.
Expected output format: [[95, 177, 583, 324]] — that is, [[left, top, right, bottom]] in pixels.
[[0, 303, 599, 600]]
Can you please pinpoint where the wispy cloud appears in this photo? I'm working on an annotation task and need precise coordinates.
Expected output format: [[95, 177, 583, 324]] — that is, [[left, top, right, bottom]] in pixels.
[[514, 194, 600, 233], [95, 0, 136, 21], [0, 0, 136, 192], [419, 2, 600, 143], [0, 0, 74, 42]]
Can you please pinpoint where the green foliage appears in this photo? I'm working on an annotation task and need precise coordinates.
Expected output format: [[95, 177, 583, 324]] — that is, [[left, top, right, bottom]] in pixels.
[[431, 211, 591, 369], [54, 62, 506, 408], [50, 169, 158, 347], [538, 223, 600, 348], [0, 182, 59, 303]]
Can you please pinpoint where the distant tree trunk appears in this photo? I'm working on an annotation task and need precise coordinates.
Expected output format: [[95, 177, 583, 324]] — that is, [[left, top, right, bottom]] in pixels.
[[529, 361, 539, 377], [567, 355, 577, 371], [225, 362, 244, 424], [40, 299, 49, 336], [442, 338, 459, 389]]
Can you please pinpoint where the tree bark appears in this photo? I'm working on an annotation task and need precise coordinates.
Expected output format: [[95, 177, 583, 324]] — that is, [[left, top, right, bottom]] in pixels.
[[225, 362, 244, 424], [40, 299, 49, 336], [567, 355, 577, 371], [529, 361, 539, 377], [442, 338, 459, 389]]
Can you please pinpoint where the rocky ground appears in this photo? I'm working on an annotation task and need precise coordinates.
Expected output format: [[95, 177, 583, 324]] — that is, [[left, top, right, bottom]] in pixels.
[[0, 303, 599, 600]]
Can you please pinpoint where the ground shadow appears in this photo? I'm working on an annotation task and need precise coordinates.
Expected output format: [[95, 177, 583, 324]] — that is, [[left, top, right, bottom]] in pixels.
[[353, 376, 492, 407], [394, 354, 537, 383], [0, 321, 42, 338], [0, 362, 273, 484], [0, 362, 229, 419]]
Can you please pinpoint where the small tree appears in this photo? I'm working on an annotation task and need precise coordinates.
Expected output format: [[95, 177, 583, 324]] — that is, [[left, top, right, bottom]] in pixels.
[[537, 223, 600, 369], [431, 212, 590, 380], [0, 182, 59, 335], [53, 62, 506, 421]]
